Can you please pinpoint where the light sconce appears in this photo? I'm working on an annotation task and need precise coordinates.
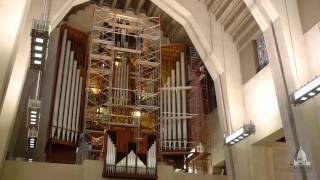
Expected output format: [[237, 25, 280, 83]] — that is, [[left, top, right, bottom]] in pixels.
[[225, 123, 255, 146], [30, 19, 49, 70], [291, 76, 320, 104], [133, 110, 141, 118], [28, 99, 41, 127], [28, 137, 37, 150], [27, 99, 41, 151]]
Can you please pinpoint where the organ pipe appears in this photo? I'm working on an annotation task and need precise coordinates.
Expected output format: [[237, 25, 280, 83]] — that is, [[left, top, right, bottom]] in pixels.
[[57, 41, 71, 139], [115, 64, 119, 104], [119, 61, 124, 105], [171, 70, 176, 149], [160, 86, 163, 149], [52, 29, 67, 138], [67, 61, 77, 142], [176, 61, 182, 148], [181, 52, 187, 149], [63, 52, 74, 140], [167, 77, 172, 149], [75, 77, 82, 143], [163, 83, 167, 149], [147, 142, 156, 175], [125, 65, 129, 105], [71, 69, 80, 142], [160, 54, 188, 150]]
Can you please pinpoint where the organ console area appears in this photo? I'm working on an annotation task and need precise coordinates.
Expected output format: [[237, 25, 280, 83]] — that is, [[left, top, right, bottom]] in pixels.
[[104, 130, 156, 179]]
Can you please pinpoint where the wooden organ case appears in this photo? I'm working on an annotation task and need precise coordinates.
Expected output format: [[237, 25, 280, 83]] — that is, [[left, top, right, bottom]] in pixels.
[[46, 23, 88, 163], [103, 130, 157, 179], [84, 6, 160, 179]]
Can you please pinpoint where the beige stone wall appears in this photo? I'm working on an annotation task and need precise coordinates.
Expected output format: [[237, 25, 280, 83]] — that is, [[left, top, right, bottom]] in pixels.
[[239, 41, 259, 84], [297, 0, 320, 33], [0, 160, 227, 180], [205, 110, 225, 168], [242, 66, 283, 145]]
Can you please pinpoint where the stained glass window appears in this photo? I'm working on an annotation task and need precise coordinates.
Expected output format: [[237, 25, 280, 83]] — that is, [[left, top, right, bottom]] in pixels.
[[256, 36, 269, 70]]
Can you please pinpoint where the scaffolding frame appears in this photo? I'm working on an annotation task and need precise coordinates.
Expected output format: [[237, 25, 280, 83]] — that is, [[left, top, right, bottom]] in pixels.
[[186, 45, 212, 173], [84, 5, 161, 163]]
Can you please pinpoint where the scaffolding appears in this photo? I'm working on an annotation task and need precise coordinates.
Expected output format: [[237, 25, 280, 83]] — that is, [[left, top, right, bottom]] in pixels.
[[83, 5, 161, 172], [186, 45, 211, 173]]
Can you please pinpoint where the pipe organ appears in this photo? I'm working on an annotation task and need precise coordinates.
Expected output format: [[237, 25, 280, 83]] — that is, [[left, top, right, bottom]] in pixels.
[[104, 131, 157, 178], [47, 23, 88, 163], [85, 6, 160, 179], [24, 1, 216, 176], [160, 52, 189, 151], [159, 44, 211, 172]]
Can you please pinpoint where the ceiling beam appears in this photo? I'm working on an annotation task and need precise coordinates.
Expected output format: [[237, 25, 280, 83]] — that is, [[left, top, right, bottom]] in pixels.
[[237, 25, 261, 52], [233, 16, 256, 43], [151, 7, 161, 17], [165, 19, 176, 35], [217, 0, 240, 22], [135, 0, 146, 14], [229, 12, 251, 35], [160, 11, 170, 23], [210, 0, 225, 14], [147, 3, 156, 16], [214, 0, 230, 16], [222, 1, 246, 28], [205, 0, 214, 6], [208, 0, 219, 12], [172, 26, 185, 43]]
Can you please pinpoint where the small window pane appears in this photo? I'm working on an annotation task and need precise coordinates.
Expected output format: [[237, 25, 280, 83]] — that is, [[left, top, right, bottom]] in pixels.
[[256, 36, 269, 70]]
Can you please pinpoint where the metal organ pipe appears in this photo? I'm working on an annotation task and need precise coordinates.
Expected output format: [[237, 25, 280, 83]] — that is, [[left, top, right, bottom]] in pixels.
[[57, 41, 71, 139], [152, 72, 155, 106], [67, 61, 77, 142], [125, 65, 129, 105], [176, 61, 182, 149], [106, 135, 116, 173], [119, 61, 124, 105], [171, 70, 176, 149], [63, 52, 74, 140], [75, 77, 83, 142], [181, 52, 187, 149], [160, 85, 163, 149], [163, 83, 167, 149], [72, 69, 80, 142], [115, 64, 119, 105], [167, 77, 172, 149], [52, 29, 67, 138], [120, 59, 126, 105], [147, 142, 156, 175]]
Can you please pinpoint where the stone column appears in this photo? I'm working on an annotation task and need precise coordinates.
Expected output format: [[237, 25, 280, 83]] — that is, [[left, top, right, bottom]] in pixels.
[[244, 0, 320, 179]]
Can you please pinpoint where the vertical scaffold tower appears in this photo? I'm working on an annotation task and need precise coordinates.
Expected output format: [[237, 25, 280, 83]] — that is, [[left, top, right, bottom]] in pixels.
[[187, 45, 211, 173], [84, 5, 161, 164]]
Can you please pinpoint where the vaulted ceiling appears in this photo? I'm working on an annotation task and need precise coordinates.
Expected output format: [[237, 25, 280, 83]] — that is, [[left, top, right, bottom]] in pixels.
[[89, 0, 261, 49], [91, 0, 190, 44], [200, 0, 262, 50]]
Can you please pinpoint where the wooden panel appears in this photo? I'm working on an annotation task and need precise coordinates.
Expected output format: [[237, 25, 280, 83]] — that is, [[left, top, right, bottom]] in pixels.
[[161, 44, 184, 86], [46, 22, 88, 163]]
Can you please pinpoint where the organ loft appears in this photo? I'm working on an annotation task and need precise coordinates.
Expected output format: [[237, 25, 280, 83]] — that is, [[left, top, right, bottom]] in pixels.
[[4, 0, 319, 180], [10, 2, 214, 180]]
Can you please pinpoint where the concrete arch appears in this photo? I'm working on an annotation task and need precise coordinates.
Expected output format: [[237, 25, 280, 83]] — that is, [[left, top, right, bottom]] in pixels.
[[151, 0, 223, 80], [243, 1, 320, 180]]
